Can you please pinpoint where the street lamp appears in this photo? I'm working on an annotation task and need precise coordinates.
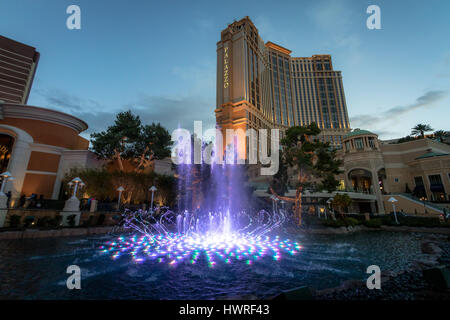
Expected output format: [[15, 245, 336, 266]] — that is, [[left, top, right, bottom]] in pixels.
[[419, 196, 427, 214], [149, 186, 157, 212], [319, 207, 325, 219], [388, 196, 399, 224], [0, 171, 14, 195], [326, 198, 334, 220], [69, 177, 84, 198], [117, 186, 124, 208]]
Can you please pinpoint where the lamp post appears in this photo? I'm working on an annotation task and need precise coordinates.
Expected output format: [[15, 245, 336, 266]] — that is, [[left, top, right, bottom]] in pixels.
[[61, 177, 85, 225], [117, 186, 124, 208], [326, 198, 333, 220], [149, 186, 157, 212], [388, 196, 399, 224], [69, 177, 84, 198], [420, 196, 427, 214], [0, 171, 14, 195], [319, 207, 325, 219]]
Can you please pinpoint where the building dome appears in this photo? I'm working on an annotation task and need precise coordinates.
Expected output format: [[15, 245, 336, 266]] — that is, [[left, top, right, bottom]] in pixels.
[[344, 128, 376, 139]]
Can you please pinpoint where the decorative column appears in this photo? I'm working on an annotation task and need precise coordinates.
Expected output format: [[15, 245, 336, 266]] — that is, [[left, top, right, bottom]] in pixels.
[[60, 177, 84, 226], [371, 169, 385, 214], [0, 172, 14, 227]]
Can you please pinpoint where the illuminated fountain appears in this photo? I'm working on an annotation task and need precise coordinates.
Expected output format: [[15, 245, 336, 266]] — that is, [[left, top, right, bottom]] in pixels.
[[100, 139, 301, 266]]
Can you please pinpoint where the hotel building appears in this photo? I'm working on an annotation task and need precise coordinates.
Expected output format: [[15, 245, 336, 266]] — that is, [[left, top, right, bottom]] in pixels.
[[0, 35, 40, 104], [0, 36, 100, 206], [215, 17, 351, 159]]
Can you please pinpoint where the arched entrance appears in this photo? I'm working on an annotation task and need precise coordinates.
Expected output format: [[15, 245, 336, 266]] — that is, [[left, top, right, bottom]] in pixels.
[[0, 134, 15, 173], [377, 168, 386, 194], [348, 169, 372, 194]]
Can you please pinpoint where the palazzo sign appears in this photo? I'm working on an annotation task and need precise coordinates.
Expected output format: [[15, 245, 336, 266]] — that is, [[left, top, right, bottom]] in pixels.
[[223, 46, 230, 88]]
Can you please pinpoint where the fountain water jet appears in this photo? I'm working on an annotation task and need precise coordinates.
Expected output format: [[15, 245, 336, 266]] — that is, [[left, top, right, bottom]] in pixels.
[[101, 141, 301, 266]]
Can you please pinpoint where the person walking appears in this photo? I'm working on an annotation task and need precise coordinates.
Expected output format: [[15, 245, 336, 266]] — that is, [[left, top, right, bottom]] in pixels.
[[6, 191, 11, 208]]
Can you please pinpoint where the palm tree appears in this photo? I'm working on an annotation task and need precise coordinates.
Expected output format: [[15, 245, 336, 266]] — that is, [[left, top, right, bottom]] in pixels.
[[434, 130, 448, 143], [411, 124, 433, 139]]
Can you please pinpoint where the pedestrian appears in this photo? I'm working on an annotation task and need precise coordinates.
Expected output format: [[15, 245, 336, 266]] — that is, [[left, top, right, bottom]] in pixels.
[[6, 190, 11, 208]]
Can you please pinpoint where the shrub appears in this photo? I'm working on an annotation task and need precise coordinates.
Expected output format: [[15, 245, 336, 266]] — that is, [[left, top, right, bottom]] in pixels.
[[322, 219, 344, 228], [9, 214, 21, 228], [49, 215, 62, 228], [363, 218, 383, 228], [96, 213, 106, 226], [24, 216, 35, 228], [36, 216, 51, 227], [343, 217, 359, 227], [398, 216, 441, 227], [321, 217, 360, 228], [82, 215, 95, 227]]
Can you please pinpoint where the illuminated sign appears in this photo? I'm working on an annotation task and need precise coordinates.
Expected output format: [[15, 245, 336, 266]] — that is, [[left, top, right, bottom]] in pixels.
[[223, 46, 230, 88]]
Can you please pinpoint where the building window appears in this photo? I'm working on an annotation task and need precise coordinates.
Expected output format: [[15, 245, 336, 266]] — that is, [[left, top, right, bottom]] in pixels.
[[428, 174, 445, 201], [345, 141, 350, 152], [429, 174, 443, 185], [354, 138, 364, 150], [414, 176, 424, 186], [368, 137, 376, 149], [0, 134, 15, 173]]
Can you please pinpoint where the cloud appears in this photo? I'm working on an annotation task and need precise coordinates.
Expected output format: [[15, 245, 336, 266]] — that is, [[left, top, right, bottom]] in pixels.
[[35, 89, 216, 139], [350, 90, 448, 129]]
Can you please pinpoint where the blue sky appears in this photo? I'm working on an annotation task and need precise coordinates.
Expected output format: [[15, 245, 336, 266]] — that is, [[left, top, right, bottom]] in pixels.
[[1, 0, 449, 139]]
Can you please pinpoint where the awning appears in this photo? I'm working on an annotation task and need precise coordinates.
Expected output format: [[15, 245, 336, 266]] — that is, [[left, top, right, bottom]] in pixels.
[[413, 185, 426, 196], [430, 184, 445, 192]]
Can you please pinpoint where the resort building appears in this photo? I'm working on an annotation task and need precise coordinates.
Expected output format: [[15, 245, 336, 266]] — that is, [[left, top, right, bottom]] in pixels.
[[215, 16, 351, 160], [341, 128, 450, 215], [0, 101, 100, 205], [0, 35, 40, 104]]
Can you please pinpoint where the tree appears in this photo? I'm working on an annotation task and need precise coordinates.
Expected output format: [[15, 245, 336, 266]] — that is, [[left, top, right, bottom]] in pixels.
[[411, 124, 433, 139], [433, 130, 448, 143], [332, 193, 352, 218], [90, 110, 173, 172], [270, 123, 342, 225], [394, 135, 416, 144], [269, 150, 289, 196]]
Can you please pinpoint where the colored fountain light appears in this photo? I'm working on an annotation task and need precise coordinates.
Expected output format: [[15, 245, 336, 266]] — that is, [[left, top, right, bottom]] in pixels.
[[100, 147, 301, 267], [100, 207, 301, 267]]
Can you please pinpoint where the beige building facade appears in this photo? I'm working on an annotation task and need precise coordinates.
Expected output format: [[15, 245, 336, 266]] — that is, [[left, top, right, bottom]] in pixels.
[[341, 129, 450, 215]]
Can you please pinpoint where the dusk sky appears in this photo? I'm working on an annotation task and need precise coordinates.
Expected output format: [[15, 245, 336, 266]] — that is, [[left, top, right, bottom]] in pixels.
[[1, 0, 449, 140]]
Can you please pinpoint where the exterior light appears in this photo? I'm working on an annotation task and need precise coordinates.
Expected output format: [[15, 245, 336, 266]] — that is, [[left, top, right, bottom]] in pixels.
[[117, 186, 124, 208], [388, 197, 399, 224], [0, 171, 14, 194], [149, 186, 157, 212], [68, 177, 84, 198]]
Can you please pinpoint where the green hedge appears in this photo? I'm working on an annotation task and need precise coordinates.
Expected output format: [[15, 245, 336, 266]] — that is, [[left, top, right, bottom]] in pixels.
[[398, 216, 441, 227], [363, 218, 382, 228], [322, 217, 360, 228]]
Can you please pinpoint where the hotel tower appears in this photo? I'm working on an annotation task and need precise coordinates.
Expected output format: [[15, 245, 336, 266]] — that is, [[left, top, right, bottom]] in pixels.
[[215, 17, 351, 159], [0, 35, 40, 104]]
